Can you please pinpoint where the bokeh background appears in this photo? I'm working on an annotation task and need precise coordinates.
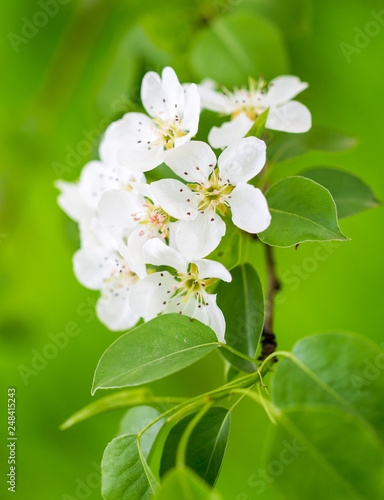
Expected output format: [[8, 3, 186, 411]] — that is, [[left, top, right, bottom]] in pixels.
[[1, 0, 383, 498]]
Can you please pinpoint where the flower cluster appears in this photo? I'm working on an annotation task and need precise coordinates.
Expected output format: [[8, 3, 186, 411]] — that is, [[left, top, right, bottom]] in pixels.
[[57, 67, 310, 342]]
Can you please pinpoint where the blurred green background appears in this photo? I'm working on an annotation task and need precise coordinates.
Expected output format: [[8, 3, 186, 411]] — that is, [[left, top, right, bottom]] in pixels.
[[1, 0, 383, 498]]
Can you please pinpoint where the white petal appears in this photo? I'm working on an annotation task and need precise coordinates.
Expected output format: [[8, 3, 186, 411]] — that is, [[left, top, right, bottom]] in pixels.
[[218, 136, 266, 185], [57, 160, 111, 220], [142, 238, 188, 272], [163, 141, 217, 183], [129, 271, 175, 320], [162, 288, 225, 342], [193, 259, 232, 282], [117, 148, 164, 172], [176, 211, 226, 259], [176, 83, 200, 143], [98, 190, 143, 228], [204, 294, 226, 343], [81, 216, 122, 250], [120, 229, 150, 279], [141, 71, 162, 117], [79, 161, 143, 204], [100, 112, 163, 172], [116, 167, 147, 186], [78, 161, 116, 208], [73, 247, 114, 290], [97, 288, 139, 331], [56, 180, 92, 223], [163, 295, 196, 316], [230, 183, 271, 233], [208, 113, 254, 149], [264, 76, 308, 107], [162, 67, 183, 98], [168, 220, 180, 252], [100, 112, 151, 163], [266, 101, 312, 133], [187, 298, 210, 325], [125, 181, 153, 202], [78, 219, 104, 250], [149, 179, 199, 220], [163, 293, 225, 342], [197, 84, 234, 114], [141, 67, 184, 119], [125, 227, 174, 279]]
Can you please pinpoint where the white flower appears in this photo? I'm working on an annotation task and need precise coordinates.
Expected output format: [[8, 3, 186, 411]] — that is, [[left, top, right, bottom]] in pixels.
[[100, 67, 200, 173], [73, 223, 140, 331], [55, 160, 144, 226], [151, 137, 271, 259], [129, 239, 231, 342], [97, 182, 196, 277], [198, 76, 311, 149]]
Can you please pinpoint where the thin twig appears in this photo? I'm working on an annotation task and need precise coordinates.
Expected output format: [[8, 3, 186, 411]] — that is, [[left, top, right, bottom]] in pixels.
[[259, 245, 280, 362], [265, 245, 280, 334]]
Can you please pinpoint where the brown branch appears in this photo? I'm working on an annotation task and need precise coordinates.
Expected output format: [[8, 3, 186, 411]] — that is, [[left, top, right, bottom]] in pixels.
[[258, 245, 280, 362], [265, 245, 280, 333]]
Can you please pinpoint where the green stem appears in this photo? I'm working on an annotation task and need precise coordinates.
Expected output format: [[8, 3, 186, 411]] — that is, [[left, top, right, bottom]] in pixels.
[[230, 384, 256, 411], [220, 344, 269, 393], [176, 403, 213, 468], [138, 403, 186, 438], [257, 384, 277, 425], [260, 350, 292, 375], [165, 398, 212, 426], [231, 388, 282, 419], [138, 371, 260, 437], [231, 388, 263, 405], [219, 343, 256, 364], [174, 388, 253, 469], [141, 397, 187, 408]]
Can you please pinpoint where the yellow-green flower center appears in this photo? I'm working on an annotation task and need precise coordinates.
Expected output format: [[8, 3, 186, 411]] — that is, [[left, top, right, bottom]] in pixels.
[[229, 76, 267, 121], [176, 264, 207, 304], [189, 168, 234, 214], [152, 117, 188, 150]]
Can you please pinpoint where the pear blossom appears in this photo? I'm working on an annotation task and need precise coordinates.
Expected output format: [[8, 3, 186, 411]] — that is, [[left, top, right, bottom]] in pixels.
[[198, 76, 311, 149], [55, 160, 144, 246], [129, 239, 231, 342], [100, 67, 200, 173], [97, 182, 197, 277], [150, 137, 271, 258], [73, 222, 140, 331], [55, 67, 293, 338]]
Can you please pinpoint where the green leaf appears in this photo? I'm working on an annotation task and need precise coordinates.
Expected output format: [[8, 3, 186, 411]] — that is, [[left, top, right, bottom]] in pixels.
[[246, 108, 270, 139], [267, 127, 357, 164], [265, 405, 384, 500], [154, 467, 223, 500], [189, 13, 289, 87], [217, 264, 264, 372], [259, 176, 348, 247], [102, 433, 158, 500], [225, 364, 241, 383], [239, 0, 314, 39], [160, 407, 231, 487], [272, 332, 384, 442], [60, 388, 152, 430], [92, 315, 219, 393], [140, 6, 195, 56], [118, 407, 164, 458], [96, 26, 157, 117], [300, 167, 380, 219]]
